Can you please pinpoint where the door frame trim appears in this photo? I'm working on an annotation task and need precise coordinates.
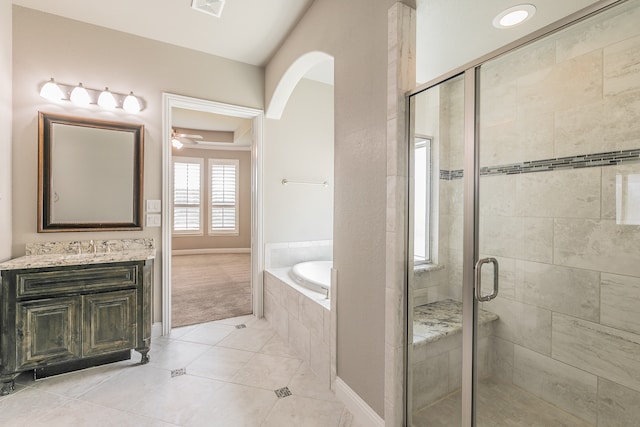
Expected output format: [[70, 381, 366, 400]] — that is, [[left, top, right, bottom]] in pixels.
[[461, 67, 479, 427], [161, 93, 264, 335]]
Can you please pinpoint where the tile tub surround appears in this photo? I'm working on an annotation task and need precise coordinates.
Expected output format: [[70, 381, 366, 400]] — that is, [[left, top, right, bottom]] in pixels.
[[411, 299, 498, 411], [264, 240, 332, 269], [0, 239, 155, 270], [263, 270, 331, 389]]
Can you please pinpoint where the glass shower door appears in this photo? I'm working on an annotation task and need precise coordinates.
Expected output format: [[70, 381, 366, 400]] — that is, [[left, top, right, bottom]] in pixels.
[[475, 0, 640, 425], [408, 74, 468, 426], [408, 3, 640, 425]]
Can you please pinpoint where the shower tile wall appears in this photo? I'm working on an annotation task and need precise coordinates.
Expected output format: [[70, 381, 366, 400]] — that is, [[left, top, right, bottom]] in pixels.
[[477, 2, 640, 424]]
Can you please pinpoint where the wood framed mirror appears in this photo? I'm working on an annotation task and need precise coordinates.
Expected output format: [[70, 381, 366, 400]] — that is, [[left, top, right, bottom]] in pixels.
[[38, 112, 144, 232]]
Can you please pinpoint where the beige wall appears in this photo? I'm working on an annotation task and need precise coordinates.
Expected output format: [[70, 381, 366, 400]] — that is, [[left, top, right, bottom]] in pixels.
[[171, 147, 252, 250], [12, 6, 263, 322], [266, 0, 414, 417], [0, 0, 11, 262], [264, 78, 334, 244]]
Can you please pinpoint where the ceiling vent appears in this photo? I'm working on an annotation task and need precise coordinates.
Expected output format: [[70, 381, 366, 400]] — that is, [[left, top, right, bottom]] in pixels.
[[191, 0, 226, 18]]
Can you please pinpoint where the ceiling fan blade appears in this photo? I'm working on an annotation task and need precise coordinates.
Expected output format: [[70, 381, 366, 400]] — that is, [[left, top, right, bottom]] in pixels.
[[174, 133, 203, 139]]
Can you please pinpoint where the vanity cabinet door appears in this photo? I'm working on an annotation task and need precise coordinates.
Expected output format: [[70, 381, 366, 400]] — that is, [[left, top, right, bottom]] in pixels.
[[82, 290, 137, 357], [16, 297, 81, 369]]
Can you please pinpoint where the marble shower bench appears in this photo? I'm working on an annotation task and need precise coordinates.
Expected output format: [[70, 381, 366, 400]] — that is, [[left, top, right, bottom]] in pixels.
[[411, 299, 498, 411]]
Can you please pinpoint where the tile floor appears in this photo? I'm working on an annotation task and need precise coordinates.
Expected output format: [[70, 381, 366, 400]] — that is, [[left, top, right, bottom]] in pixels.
[[412, 380, 592, 427], [0, 315, 356, 427]]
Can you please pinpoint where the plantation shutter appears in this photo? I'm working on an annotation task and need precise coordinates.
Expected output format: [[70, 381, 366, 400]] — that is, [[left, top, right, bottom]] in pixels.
[[173, 160, 202, 232], [210, 160, 238, 233]]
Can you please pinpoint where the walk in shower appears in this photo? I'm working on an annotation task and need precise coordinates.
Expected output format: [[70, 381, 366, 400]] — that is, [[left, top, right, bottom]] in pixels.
[[407, 0, 640, 425]]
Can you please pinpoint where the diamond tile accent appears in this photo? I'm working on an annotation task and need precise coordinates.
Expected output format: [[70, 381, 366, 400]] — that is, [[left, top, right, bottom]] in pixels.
[[274, 386, 292, 399], [171, 368, 187, 378]]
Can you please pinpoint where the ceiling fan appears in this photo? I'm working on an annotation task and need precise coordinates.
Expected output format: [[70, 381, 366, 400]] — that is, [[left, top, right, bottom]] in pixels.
[[171, 129, 203, 149]]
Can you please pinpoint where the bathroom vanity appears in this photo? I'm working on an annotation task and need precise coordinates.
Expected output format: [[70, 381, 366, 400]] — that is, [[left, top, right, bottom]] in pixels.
[[0, 240, 154, 395]]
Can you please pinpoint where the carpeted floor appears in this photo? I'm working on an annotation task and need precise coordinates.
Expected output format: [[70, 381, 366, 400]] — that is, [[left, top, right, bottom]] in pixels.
[[171, 253, 252, 327]]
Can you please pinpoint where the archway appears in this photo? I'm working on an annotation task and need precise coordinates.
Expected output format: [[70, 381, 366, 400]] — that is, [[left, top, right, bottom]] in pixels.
[[266, 51, 333, 119]]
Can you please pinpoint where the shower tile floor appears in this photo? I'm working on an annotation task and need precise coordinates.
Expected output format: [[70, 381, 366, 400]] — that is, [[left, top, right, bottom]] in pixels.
[[413, 379, 592, 427], [0, 315, 357, 427]]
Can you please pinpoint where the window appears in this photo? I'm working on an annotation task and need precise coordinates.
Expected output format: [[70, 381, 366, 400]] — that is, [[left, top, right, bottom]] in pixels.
[[209, 158, 239, 235], [414, 137, 431, 263], [173, 157, 203, 234]]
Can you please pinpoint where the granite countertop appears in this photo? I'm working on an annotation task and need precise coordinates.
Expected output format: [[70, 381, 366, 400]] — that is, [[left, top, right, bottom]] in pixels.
[[0, 238, 155, 271], [412, 299, 498, 343], [0, 249, 156, 271]]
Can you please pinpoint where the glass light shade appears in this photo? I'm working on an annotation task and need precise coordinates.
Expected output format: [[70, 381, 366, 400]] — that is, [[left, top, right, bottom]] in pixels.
[[172, 138, 184, 149], [97, 87, 117, 109], [123, 92, 141, 113], [40, 78, 65, 101], [70, 83, 91, 107]]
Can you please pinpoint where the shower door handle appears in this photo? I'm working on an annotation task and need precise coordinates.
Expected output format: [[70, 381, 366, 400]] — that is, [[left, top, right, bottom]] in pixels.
[[474, 257, 499, 302]]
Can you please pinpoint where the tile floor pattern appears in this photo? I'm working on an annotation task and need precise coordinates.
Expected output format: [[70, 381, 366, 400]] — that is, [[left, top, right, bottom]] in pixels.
[[0, 315, 356, 427]]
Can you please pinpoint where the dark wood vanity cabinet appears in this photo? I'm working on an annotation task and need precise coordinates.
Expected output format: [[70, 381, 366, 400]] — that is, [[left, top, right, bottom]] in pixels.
[[0, 260, 152, 395]]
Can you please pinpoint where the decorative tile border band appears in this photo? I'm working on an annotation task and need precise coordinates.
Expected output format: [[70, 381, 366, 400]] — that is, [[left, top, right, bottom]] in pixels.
[[439, 149, 640, 180], [439, 169, 464, 180]]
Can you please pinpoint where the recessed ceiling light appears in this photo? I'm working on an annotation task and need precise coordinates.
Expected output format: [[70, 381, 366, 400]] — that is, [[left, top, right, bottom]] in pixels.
[[493, 4, 536, 29], [191, 0, 226, 18]]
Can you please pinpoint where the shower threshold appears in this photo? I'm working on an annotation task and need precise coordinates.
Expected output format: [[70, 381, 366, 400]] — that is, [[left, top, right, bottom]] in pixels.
[[412, 379, 593, 427]]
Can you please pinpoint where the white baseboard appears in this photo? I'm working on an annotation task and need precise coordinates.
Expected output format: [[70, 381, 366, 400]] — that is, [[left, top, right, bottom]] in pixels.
[[151, 322, 163, 338], [172, 248, 251, 256], [335, 377, 384, 427]]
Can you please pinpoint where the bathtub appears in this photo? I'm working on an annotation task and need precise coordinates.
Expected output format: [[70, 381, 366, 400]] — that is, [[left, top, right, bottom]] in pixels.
[[290, 260, 332, 294]]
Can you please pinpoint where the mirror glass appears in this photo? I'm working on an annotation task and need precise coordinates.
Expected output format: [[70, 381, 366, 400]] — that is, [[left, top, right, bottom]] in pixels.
[[38, 112, 144, 231]]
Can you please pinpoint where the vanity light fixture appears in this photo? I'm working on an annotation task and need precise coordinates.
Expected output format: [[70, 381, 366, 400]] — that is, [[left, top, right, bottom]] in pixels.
[[39, 78, 65, 102], [493, 4, 536, 29], [123, 92, 142, 113], [97, 87, 117, 109], [38, 78, 145, 113], [70, 83, 91, 107]]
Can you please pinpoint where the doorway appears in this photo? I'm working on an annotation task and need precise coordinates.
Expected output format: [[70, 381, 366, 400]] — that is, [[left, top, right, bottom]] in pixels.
[[407, 0, 640, 425], [162, 93, 264, 335], [170, 109, 253, 327]]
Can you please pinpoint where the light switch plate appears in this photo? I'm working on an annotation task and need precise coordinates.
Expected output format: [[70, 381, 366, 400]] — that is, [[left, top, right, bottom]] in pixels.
[[146, 199, 161, 213], [146, 214, 161, 227]]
